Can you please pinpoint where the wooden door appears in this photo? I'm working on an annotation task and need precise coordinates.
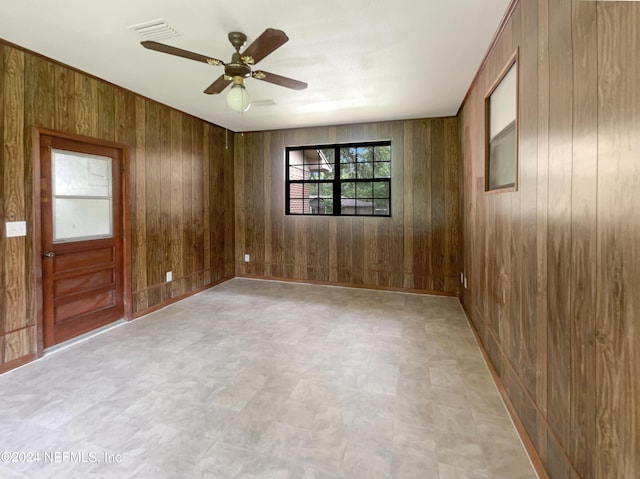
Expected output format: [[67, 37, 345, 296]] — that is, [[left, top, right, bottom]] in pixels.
[[40, 134, 124, 348]]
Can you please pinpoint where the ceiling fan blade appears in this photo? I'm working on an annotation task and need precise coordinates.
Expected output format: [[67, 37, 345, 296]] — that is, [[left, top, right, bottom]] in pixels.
[[252, 70, 308, 90], [141, 41, 224, 66], [204, 74, 232, 94], [242, 28, 289, 64]]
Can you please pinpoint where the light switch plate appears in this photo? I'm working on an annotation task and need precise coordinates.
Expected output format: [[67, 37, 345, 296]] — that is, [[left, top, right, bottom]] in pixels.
[[244, 254, 250, 262], [6, 221, 27, 238], [166, 271, 173, 282]]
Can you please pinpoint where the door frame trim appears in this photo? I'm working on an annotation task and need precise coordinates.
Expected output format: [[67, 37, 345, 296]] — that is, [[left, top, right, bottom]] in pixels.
[[32, 127, 132, 358]]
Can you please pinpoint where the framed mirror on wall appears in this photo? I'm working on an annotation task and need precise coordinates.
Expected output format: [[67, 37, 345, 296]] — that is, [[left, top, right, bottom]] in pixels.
[[485, 49, 518, 192]]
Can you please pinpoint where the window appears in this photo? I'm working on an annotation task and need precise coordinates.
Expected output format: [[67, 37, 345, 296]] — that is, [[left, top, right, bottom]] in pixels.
[[286, 141, 391, 216], [485, 49, 518, 192]]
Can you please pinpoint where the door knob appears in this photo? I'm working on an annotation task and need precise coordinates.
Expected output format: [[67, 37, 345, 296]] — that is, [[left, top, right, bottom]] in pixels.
[[43, 251, 56, 258]]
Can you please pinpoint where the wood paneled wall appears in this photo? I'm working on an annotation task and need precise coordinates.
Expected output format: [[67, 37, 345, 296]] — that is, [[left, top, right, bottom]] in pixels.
[[459, 1, 640, 478], [234, 119, 460, 295], [0, 41, 235, 372]]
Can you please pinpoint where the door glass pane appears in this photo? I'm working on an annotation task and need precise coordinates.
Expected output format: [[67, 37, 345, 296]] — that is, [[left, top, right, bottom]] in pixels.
[[52, 149, 113, 243], [54, 198, 112, 240]]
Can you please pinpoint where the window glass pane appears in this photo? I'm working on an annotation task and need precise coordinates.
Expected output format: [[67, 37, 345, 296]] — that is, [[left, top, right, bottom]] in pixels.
[[355, 201, 374, 215], [356, 182, 373, 198], [289, 149, 304, 167], [489, 65, 517, 140], [54, 198, 112, 242], [340, 162, 356, 179], [53, 150, 112, 197], [373, 182, 390, 198], [308, 183, 319, 197], [289, 164, 307, 180], [289, 183, 307, 214], [357, 146, 373, 162], [374, 199, 390, 215], [288, 149, 309, 180], [374, 161, 391, 178], [340, 147, 357, 163], [304, 149, 335, 180], [310, 197, 333, 215], [356, 161, 373, 179], [318, 183, 333, 197], [341, 182, 356, 198], [374, 145, 391, 162], [488, 122, 516, 190]]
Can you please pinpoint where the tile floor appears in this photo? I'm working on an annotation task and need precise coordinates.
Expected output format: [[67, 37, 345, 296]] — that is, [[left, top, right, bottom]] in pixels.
[[0, 278, 537, 479]]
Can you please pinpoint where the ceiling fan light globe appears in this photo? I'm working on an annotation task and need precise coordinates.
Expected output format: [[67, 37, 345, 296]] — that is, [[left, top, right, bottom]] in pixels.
[[226, 85, 251, 112]]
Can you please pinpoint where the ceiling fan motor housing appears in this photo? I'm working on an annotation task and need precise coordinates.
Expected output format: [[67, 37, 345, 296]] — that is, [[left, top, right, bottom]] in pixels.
[[225, 52, 252, 79]]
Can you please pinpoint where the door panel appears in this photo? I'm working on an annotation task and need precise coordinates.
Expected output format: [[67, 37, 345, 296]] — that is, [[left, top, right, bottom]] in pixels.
[[56, 290, 116, 323], [54, 244, 114, 270], [40, 135, 124, 348], [54, 269, 114, 296]]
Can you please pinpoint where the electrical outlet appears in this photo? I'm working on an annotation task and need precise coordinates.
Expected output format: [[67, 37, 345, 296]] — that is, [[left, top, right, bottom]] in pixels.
[[244, 254, 250, 262], [166, 271, 172, 282], [464, 276, 468, 289]]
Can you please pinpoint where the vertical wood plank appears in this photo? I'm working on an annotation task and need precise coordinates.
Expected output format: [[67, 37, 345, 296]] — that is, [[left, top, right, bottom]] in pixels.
[[402, 121, 414, 289], [181, 115, 194, 289], [569, 1, 597, 478], [535, 0, 550, 463], [97, 81, 115, 142], [133, 96, 148, 312], [443, 117, 459, 290], [263, 132, 272, 275], [430, 118, 445, 291], [3, 47, 27, 335], [202, 123, 211, 282], [507, 1, 522, 402], [25, 55, 54, 129], [170, 109, 184, 296], [53, 63, 73, 133], [251, 133, 265, 276], [546, 0, 573, 455], [159, 106, 171, 297], [412, 120, 431, 290], [517, 0, 539, 411], [234, 133, 246, 275], [192, 118, 204, 284], [596, 3, 640, 479], [0, 43, 5, 360], [73, 72, 98, 136], [270, 129, 285, 276], [144, 100, 162, 306]]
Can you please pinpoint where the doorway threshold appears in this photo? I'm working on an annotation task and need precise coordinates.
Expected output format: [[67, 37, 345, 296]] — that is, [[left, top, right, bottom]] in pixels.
[[44, 319, 127, 357]]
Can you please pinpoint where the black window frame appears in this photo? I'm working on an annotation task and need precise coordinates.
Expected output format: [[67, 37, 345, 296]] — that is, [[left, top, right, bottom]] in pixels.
[[285, 141, 391, 217]]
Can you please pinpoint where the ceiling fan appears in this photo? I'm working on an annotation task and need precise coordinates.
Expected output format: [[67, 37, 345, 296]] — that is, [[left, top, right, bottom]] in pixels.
[[141, 28, 308, 112]]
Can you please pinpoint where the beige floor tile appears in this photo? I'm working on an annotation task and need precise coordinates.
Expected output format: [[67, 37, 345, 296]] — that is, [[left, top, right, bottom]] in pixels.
[[0, 278, 536, 479]]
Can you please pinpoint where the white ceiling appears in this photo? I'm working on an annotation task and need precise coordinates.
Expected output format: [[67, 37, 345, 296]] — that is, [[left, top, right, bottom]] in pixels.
[[0, 0, 510, 132]]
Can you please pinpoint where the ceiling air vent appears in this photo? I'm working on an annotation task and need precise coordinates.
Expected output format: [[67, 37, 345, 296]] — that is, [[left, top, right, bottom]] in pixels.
[[128, 19, 179, 41], [252, 100, 277, 107]]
